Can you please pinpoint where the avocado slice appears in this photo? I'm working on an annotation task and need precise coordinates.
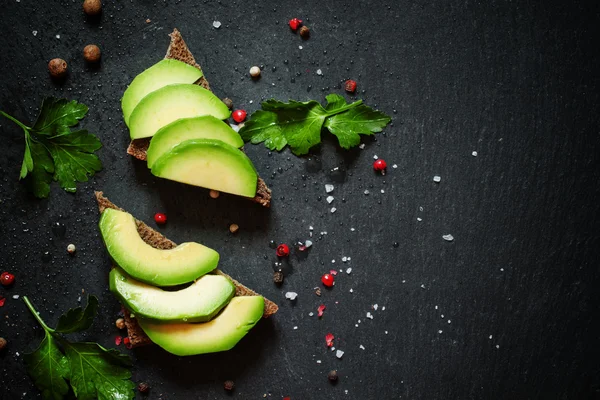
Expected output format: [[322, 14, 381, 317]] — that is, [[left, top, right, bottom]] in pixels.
[[121, 59, 203, 126], [99, 208, 219, 286], [137, 296, 264, 356], [146, 116, 244, 168], [151, 139, 258, 198], [109, 267, 235, 322], [129, 84, 230, 140]]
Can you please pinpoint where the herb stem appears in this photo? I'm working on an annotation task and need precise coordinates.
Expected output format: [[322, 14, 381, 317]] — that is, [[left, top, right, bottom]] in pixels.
[[325, 100, 363, 117], [0, 110, 31, 132], [23, 296, 55, 333]]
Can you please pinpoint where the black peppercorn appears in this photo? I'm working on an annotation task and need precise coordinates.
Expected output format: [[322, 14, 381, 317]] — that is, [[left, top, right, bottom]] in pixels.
[[222, 98, 234, 109], [273, 271, 284, 285], [299, 26, 310, 39], [328, 370, 338, 382]]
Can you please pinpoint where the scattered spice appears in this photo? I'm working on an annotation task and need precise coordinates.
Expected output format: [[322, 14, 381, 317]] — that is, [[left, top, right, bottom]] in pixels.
[[249, 66, 261, 78], [222, 97, 234, 109], [224, 380, 235, 391], [145, 18, 151, 23], [345, 79, 357, 93], [299, 25, 310, 39], [114, 336, 122, 346], [318, 305, 326, 317], [154, 212, 167, 224], [314, 287, 322, 296], [325, 333, 334, 347], [123, 337, 132, 349], [83, 44, 101, 63], [229, 223, 239, 234], [0, 337, 7, 351], [0, 296, 5, 307], [442, 234, 454, 242], [273, 271, 284, 285], [373, 159, 387, 173], [48, 58, 68, 79], [82, 0, 102, 15], [115, 318, 126, 330], [288, 18, 302, 31], [137, 382, 150, 394], [1, 272, 15, 287], [232, 109, 247, 123], [321, 273, 334, 287], [209, 189, 220, 199], [276, 244, 290, 257], [67, 244, 76, 254], [329, 269, 338, 276], [328, 370, 338, 382]]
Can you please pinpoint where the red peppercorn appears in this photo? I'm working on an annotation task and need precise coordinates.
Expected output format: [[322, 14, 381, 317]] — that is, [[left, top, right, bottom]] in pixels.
[[232, 109, 247, 123], [276, 244, 290, 257], [0, 272, 15, 287], [373, 159, 387, 172], [345, 79, 357, 93], [289, 18, 302, 31], [321, 273, 334, 287], [154, 213, 167, 224], [123, 337, 132, 349]]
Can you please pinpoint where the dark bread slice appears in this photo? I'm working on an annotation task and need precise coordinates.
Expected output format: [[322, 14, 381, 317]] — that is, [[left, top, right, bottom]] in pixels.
[[95, 191, 278, 348], [126, 29, 271, 207]]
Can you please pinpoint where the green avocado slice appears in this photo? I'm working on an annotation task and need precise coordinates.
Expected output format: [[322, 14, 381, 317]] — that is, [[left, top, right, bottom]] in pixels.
[[137, 296, 265, 356], [146, 116, 244, 168], [99, 208, 219, 286], [109, 267, 235, 322], [129, 84, 230, 140], [121, 59, 203, 126], [151, 139, 258, 198]]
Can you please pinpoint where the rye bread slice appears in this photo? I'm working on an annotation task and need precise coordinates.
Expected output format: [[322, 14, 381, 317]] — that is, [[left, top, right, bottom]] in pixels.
[[95, 191, 278, 348], [126, 29, 271, 207]]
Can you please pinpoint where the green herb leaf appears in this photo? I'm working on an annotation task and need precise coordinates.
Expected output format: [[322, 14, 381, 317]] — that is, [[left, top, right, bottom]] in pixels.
[[33, 98, 88, 136], [240, 94, 390, 155], [63, 342, 135, 400], [0, 98, 102, 198], [55, 296, 98, 334], [24, 331, 70, 400], [324, 105, 391, 149]]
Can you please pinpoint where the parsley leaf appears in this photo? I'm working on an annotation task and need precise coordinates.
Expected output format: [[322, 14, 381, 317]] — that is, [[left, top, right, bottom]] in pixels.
[[239, 93, 391, 155], [23, 331, 70, 400], [23, 296, 135, 400], [55, 295, 98, 334], [0, 97, 102, 198]]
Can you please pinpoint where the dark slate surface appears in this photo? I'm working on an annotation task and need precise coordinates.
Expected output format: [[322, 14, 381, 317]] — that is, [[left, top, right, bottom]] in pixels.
[[1, 1, 599, 399]]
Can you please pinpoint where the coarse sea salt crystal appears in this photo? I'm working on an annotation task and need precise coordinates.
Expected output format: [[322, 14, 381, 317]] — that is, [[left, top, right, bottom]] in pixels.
[[350, 227, 355, 232], [359, 143, 365, 149], [346, 267, 352, 274], [392, 164, 398, 168], [12, 295, 19, 299], [342, 256, 347, 262], [325, 184, 334, 193], [316, 69, 323, 75], [326, 196, 334, 204], [417, 217, 422, 221], [364, 190, 370, 195], [373, 304, 378, 310], [349, 288, 353, 293], [472, 151, 478, 156], [294, 326, 298, 330], [382, 306, 386, 311], [359, 345, 365, 350], [381, 189, 385, 193], [330, 207, 337, 213], [305, 240, 313, 248], [433, 175, 441, 182], [336, 350, 344, 358], [373, 155, 378, 159], [285, 292, 298, 301], [32, 31, 38, 36], [212, 21, 221, 28], [366, 312, 373, 319], [316, 360, 321, 364], [442, 234, 454, 241], [309, 312, 314, 317], [299, 45, 303, 49]]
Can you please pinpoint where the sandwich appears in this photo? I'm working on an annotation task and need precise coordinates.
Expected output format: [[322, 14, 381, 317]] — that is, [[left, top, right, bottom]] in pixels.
[[124, 29, 271, 207], [95, 191, 278, 354]]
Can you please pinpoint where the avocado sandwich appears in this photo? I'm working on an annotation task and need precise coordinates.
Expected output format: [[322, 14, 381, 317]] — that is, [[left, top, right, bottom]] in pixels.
[[124, 29, 271, 207], [95, 191, 278, 355]]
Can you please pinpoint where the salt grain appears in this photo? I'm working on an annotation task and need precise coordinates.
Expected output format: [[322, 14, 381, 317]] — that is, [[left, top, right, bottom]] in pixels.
[[316, 360, 321, 364], [285, 292, 298, 301], [330, 207, 337, 213], [359, 144, 365, 149], [433, 175, 441, 183], [438, 330, 443, 334], [364, 190, 370, 195], [381, 189, 385, 193], [472, 151, 478, 156], [299, 45, 303, 49], [373, 155, 378, 159], [417, 217, 422, 221], [359, 345, 365, 350], [392, 164, 398, 168], [349, 288, 353, 293], [366, 312, 373, 319], [316, 69, 322, 75], [212, 20, 221, 28], [309, 312, 314, 317], [326, 196, 334, 204], [373, 304, 378, 310], [346, 267, 352, 274], [305, 240, 313, 248], [325, 184, 334, 193], [442, 234, 454, 241], [342, 256, 347, 262], [336, 350, 344, 358], [350, 228, 356, 232], [32, 31, 38, 36], [12, 295, 19, 299], [293, 326, 298, 330]]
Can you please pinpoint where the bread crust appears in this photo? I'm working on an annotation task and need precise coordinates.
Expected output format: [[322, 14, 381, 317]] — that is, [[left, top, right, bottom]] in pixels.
[[95, 191, 278, 348], [126, 29, 271, 207]]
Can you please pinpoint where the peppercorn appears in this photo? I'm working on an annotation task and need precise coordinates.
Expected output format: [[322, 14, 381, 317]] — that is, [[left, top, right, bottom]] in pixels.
[[249, 66, 261, 78], [83, 44, 101, 63], [328, 370, 338, 382], [115, 318, 126, 330], [299, 26, 310, 39], [209, 189, 220, 199], [273, 271, 284, 285], [224, 380, 235, 391], [0, 337, 7, 351], [48, 58, 68, 79], [67, 244, 76, 254], [345, 79, 357, 93], [222, 98, 234, 109], [229, 223, 239, 234], [83, 0, 102, 16], [1, 272, 15, 287], [137, 382, 150, 394]]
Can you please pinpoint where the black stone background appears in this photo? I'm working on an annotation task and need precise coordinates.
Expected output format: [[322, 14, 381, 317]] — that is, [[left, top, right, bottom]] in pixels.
[[1, 1, 599, 399]]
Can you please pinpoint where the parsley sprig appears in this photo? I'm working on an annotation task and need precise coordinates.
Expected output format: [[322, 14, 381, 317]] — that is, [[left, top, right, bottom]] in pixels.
[[23, 295, 135, 400], [0, 98, 102, 198], [239, 94, 391, 155]]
